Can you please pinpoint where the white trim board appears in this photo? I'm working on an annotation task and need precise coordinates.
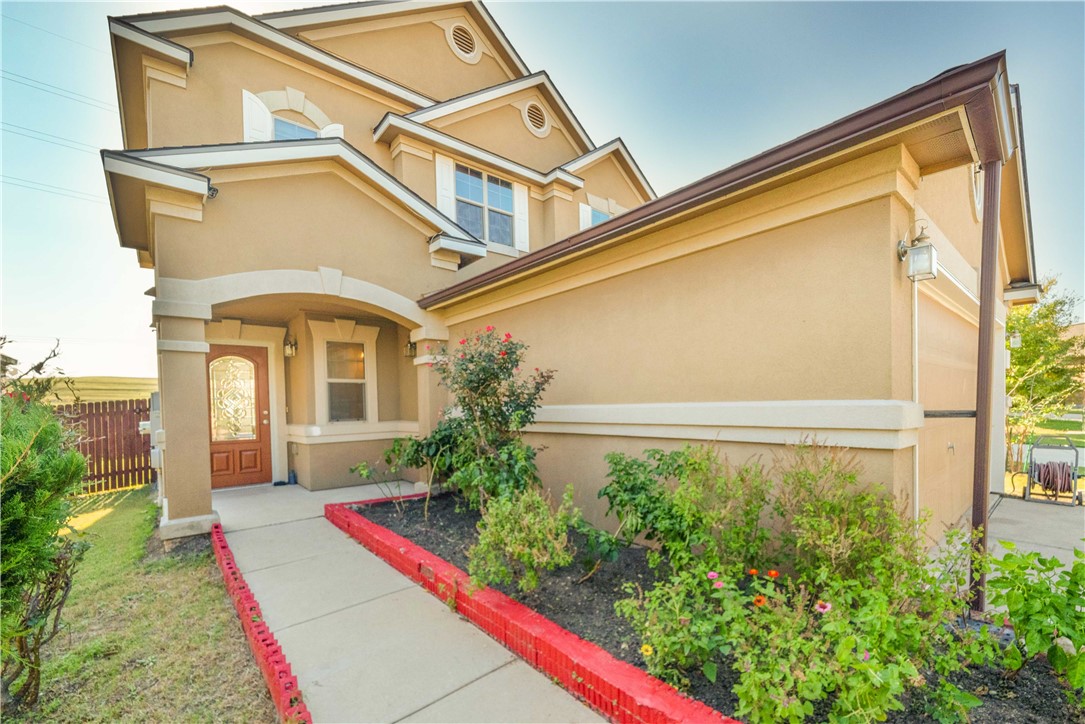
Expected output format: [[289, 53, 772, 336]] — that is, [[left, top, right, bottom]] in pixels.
[[529, 400, 925, 451], [375, 113, 584, 189], [109, 18, 193, 66], [124, 8, 434, 108], [126, 139, 483, 248], [287, 421, 420, 445]]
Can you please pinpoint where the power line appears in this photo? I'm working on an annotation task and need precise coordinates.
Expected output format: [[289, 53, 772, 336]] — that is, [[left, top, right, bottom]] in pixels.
[[0, 71, 117, 112], [1, 14, 112, 56], [1, 176, 108, 205], [1, 122, 100, 150], [2, 126, 98, 155]]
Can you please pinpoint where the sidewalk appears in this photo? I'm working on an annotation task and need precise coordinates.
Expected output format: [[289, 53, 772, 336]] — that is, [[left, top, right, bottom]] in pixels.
[[212, 482, 602, 724]]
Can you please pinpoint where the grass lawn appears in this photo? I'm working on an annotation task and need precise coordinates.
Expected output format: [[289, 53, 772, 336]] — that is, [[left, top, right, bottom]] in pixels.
[[12, 488, 276, 723], [1027, 416, 1085, 446]]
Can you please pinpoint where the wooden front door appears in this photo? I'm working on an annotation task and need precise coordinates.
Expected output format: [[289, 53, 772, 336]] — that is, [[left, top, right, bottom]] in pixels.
[[207, 344, 272, 488]]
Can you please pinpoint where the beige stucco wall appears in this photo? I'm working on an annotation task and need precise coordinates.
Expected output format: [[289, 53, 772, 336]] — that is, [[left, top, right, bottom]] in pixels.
[[291, 439, 420, 490], [572, 156, 649, 212], [449, 198, 900, 404], [915, 166, 982, 270], [145, 35, 405, 163], [300, 16, 513, 102], [153, 166, 457, 299]]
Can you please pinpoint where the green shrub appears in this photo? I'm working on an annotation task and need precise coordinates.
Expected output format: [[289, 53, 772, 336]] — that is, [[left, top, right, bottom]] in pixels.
[[615, 443, 996, 723], [468, 485, 575, 592], [599, 445, 771, 573], [988, 543, 1085, 694], [1, 369, 87, 712]]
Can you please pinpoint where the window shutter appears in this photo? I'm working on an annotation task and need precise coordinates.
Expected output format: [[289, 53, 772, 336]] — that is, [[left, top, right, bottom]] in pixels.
[[513, 182, 529, 252], [242, 90, 271, 142], [435, 153, 456, 221], [579, 203, 593, 230], [319, 123, 344, 139]]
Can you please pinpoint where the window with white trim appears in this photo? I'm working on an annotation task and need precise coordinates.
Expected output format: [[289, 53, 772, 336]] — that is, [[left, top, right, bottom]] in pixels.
[[579, 194, 626, 230], [455, 163, 514, 246], [326, 342, 367, 421]]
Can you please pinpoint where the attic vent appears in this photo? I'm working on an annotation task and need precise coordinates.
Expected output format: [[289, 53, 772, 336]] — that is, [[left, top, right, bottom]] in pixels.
[[451, 25, 476, 56], [526, 103, 547, 130]]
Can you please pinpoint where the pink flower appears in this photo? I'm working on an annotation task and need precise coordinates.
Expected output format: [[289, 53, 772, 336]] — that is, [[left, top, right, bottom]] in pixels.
[[425, 345, 431, 351], [459, 339, 466, 345], [499, 350, 507, 357], [815, 600, 832, 614], [427, 363, 433, 368], [485, 325, 494, 332], [706, 571, 719, 580], [862, 650, 870, 662], [713, 581, 724, 589], [504, 332, 512, 340], [459, 354, 465, 359]]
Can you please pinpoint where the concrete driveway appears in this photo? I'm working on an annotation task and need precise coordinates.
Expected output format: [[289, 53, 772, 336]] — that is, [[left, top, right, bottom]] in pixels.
[[988, 493, 1084, 566], [212, 482, 602, 724]]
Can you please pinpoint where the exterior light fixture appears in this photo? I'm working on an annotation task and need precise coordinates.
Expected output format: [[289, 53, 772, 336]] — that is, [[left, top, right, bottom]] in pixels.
[[1009, 331, 1022, 349], [283, 336, 298, 357], [897, 223, 937, 282], [403, 341, 417, 358]]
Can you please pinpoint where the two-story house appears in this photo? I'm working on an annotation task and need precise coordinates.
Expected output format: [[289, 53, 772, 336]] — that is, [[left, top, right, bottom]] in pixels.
[[102, 0, 1038, 544]]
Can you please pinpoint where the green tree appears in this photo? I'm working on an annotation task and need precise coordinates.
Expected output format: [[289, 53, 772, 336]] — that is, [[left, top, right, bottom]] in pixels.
[[1, 343, 87, 713], [1005, 278, 1085, 472]]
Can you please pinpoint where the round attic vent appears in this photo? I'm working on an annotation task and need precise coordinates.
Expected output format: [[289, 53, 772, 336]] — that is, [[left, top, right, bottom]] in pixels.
[[451, 25, 476, 56], [526, 103, 547, 130]]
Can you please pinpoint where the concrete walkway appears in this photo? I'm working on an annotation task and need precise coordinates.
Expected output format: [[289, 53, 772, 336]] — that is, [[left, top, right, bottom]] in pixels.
[[212, 483, 602, 724], [988, 493, 1084, 566]]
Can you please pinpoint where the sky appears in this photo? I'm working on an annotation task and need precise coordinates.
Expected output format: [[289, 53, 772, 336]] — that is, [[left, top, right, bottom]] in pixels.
[[1, 0, 1082, 378]]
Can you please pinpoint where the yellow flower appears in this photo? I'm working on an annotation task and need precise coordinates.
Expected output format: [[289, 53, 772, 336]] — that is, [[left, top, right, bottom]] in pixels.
[[640, 644, 654, 657]]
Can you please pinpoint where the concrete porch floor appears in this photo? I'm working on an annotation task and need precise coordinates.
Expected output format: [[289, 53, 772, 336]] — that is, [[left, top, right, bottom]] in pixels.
[[212, 482, 602, 724]]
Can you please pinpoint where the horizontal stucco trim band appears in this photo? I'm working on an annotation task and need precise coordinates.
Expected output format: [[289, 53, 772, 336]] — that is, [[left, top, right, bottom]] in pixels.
[[287, 421, 420, 444], [529, 400, 924, 451], [157, 339, 210, 354]]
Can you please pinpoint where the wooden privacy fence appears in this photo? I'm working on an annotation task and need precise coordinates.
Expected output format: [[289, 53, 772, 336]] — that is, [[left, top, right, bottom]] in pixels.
[[57, 399, 153, 495]]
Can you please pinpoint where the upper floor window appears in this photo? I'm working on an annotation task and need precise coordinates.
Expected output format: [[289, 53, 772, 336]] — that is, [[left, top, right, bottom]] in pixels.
[[274, 117, 318, 141], [591, 208, 610, 226], [455, 163, 513, 246]]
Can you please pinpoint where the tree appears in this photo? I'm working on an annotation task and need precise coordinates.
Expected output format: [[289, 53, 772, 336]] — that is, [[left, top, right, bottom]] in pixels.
[[0, 341, 87, 713], [1005, 278, 1085, 472]]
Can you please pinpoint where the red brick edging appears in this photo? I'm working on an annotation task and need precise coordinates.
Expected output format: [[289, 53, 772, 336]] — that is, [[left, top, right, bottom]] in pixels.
[[210, 523, 313, 723], [325, 497, 739, 724]]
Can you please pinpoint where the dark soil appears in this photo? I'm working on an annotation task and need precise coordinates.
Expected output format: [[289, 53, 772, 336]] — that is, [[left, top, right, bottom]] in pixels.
[[355, 493, 1084, 723]]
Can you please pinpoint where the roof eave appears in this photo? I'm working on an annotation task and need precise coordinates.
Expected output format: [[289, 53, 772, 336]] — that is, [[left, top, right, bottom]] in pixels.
[[417, 51, 1015, 310]]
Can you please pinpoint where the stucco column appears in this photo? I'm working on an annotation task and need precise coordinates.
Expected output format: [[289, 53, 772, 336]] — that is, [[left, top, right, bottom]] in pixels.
[[156, 315, 218, 538], [412, 335, 449, 436]]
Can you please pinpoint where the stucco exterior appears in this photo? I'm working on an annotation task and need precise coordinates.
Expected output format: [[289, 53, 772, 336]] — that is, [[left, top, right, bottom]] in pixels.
[[102, 1, 1037, 540]]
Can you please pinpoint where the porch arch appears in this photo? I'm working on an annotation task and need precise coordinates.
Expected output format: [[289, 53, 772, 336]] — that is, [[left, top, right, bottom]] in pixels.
[[153, 268, 448, 339]]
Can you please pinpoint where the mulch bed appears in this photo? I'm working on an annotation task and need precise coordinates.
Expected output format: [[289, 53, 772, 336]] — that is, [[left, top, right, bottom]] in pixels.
[[355, 493, 1084, 723]]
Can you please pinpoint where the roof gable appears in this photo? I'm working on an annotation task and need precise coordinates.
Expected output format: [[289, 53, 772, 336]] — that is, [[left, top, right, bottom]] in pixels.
[[258, 1, 530, 79], [407, 72, 594, 156], [563, 139, 656, 201], [277, 7, 516, 102]]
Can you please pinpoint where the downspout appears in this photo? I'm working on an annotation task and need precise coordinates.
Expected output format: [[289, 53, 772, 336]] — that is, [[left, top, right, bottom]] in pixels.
[[970, 160, 1002, 612]]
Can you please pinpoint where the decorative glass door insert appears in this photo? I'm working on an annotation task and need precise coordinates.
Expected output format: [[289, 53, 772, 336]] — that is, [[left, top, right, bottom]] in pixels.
[[209, 355, 257, 441]]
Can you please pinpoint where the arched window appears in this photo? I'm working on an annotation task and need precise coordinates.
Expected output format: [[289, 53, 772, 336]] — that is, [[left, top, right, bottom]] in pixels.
[[242, 88, 343, 142]]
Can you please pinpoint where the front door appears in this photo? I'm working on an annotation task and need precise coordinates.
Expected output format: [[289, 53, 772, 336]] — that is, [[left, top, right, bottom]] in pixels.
[[207, 344, 272, 488]]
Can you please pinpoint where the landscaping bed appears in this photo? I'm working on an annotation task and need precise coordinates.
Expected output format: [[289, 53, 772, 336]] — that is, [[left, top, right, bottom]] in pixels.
[[356, 493, 1084, 724]]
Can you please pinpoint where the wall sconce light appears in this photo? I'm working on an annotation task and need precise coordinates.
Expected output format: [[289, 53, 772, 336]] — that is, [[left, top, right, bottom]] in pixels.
[[283, 336, 298, 357], [403, 341, 417, 358], [1009, 331, 1022, 349], [897, 223, 938, 282]]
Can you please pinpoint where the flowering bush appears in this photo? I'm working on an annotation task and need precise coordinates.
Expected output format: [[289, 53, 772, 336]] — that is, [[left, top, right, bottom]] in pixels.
[[614, 444, 996, 722]]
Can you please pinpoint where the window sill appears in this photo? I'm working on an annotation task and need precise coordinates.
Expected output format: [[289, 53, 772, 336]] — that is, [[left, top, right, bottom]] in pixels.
[[287, 421, 420, 444], [487, 242, 520, 258]]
